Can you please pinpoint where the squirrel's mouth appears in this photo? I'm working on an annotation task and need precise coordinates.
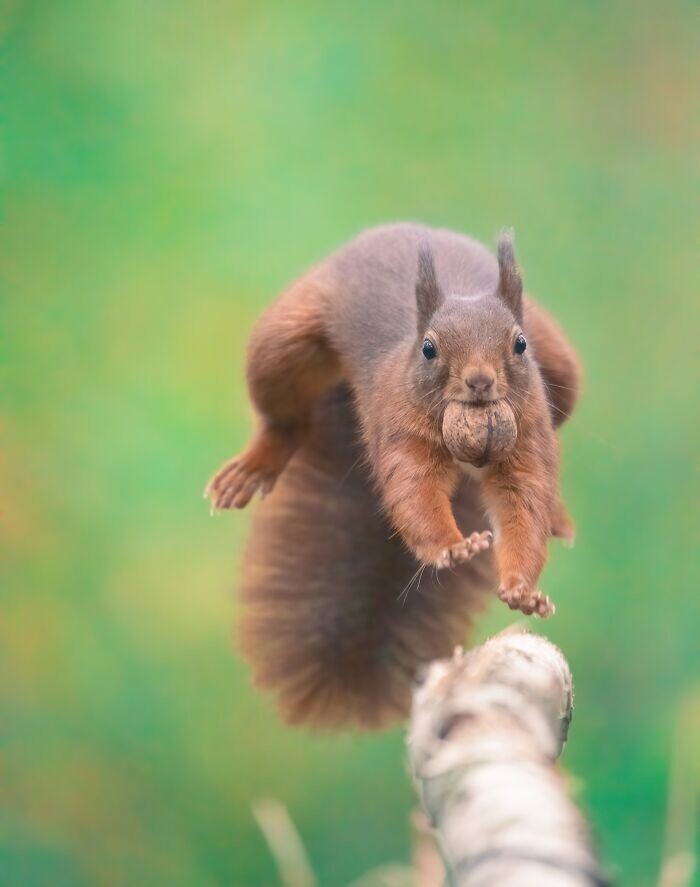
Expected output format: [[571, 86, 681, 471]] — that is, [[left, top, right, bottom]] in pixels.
[[450, 395, 503, 408]]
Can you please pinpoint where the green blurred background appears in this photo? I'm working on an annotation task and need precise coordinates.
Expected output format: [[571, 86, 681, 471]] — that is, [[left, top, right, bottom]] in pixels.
[[2, 1, 699, 884]]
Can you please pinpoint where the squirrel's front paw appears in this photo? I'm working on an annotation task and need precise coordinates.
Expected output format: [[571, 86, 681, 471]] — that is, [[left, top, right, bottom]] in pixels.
[[497, 576, 555, 617], [435, 531, 492, 569]]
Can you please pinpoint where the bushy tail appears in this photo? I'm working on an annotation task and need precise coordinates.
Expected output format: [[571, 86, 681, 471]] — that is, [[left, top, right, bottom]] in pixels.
[[237, 387, 495, 730]]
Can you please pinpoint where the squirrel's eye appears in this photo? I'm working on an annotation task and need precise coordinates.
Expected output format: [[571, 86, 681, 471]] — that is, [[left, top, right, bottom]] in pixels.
[[422, 339, 437, 360], [514, 334, 527, 355]]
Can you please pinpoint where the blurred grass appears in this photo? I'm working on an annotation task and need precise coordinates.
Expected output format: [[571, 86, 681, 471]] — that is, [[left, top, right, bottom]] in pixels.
[[1, 1, 698, 884]]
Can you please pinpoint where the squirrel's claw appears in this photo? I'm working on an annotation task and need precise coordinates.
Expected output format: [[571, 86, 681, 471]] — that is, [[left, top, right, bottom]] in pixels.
[[204, 457, 241, 501], [436, 531, 492, 569], [497, 579, 555, 618], [205, 452, 281, 511]]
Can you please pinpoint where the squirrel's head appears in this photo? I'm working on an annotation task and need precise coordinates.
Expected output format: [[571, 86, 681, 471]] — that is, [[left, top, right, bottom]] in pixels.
[[413, 231, 532, 415]]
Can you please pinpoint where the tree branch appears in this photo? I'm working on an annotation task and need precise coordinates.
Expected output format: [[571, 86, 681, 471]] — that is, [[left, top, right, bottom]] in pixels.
[[407, 631, 608, 886]]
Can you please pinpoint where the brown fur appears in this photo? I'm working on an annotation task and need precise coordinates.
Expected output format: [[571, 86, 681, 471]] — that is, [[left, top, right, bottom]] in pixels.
[[206, 223, 580, 728], [238, 386, 493, 729]]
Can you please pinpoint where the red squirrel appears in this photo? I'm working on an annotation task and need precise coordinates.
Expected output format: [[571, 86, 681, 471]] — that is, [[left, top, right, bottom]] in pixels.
[[206, 223, 580, 729]]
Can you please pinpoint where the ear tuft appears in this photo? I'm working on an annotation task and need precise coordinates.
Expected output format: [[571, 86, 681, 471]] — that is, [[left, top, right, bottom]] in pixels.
[[415, 246, 443, 334], [497, 229, 523, 320]]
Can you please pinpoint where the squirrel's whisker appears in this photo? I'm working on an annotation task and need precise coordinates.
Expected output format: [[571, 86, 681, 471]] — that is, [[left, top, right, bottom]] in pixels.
[[544, 381, 578, 392]]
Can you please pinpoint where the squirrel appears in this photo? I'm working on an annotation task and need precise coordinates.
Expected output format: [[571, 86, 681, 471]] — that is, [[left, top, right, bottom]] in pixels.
[[205, 223, 580, 729]]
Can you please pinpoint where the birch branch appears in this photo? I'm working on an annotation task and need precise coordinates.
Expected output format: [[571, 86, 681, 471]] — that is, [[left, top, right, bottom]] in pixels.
[[407, 631, 608, 886]]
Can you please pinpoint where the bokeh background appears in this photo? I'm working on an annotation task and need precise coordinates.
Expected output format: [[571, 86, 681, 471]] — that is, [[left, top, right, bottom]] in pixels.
[[3, 1, 699, 884]]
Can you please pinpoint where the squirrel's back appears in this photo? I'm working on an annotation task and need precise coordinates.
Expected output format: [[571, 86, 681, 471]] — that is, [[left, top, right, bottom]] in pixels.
[[319, 223, 498, 387], [238, 384, 494, 730]]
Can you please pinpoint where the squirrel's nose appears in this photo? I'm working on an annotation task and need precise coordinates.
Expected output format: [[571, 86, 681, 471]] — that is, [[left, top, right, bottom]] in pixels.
[[465, 370, 496, 395]]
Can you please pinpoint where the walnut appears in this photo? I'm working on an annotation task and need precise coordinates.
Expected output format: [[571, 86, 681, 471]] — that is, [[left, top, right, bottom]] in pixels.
[[442, 400, 517, 466]]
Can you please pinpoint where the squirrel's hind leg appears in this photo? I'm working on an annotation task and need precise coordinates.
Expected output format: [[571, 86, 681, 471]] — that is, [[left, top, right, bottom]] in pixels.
[[523, 299, 581, 427], [206, 427, 298, 509], [550, 497, 576, 546], [207, 274, 341, 510]]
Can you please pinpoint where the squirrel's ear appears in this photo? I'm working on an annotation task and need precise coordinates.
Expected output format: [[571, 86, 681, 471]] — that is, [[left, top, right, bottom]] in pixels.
[[497, 229, 523, 320], [415, 246, 443, 333]]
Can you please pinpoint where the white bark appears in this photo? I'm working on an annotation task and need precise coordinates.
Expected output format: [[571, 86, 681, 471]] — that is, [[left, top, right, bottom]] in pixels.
[[407, 631, 607, 886]]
